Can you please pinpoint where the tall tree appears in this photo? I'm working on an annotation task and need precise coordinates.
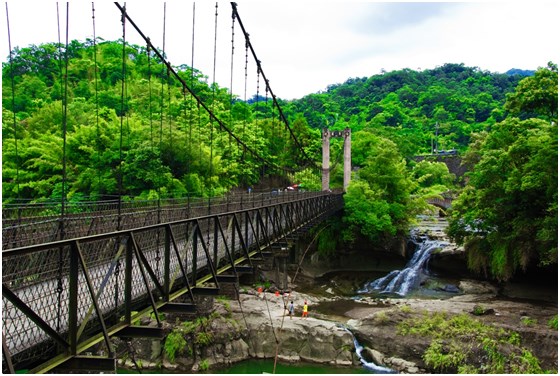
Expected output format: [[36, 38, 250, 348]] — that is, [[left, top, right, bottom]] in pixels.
[[343, 132, 421, 243], [448, 118, 557, 281], [505, 62, 558, 122]]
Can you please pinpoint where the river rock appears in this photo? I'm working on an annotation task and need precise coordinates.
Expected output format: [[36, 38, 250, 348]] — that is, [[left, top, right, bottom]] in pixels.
[[362, 346, 385, 365], [386, 356, 424, 373], [235, 293, 355, 366], [459, 279, 498, 295]]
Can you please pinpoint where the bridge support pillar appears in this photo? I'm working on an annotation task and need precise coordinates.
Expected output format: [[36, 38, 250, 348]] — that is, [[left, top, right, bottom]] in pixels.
[[322, 128, 330, 191], [322, 127, 351, 192], [343, 128, 351, 192]]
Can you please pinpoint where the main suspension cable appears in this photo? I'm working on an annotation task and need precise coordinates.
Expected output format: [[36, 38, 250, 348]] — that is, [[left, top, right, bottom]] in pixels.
[[114, 2, 291, 174], [231, 3, 313, 167]]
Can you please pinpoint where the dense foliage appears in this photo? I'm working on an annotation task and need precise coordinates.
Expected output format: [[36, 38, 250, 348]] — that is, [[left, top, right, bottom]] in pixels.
[[2, 40, 311, 203], [398, 310, 547, 373], [284, 63, 526, 157], [447, 63, 558, 281], [342, 132, 423, 243], [3, 38, 556, 281]]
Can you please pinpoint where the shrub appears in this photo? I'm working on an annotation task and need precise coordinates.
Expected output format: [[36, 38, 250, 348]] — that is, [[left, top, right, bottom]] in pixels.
[[199, 358, 210, 371], [373, 311, 390, 324], [399, 304, 412, 314], [520, 316, 537, 326], [195, 331, 213, 346], [547, 315, 558, 330], [423, 340, 465, 372], [398, 311, 543, 373], [472, 304, 485, 315], [164, 330, 186, 363]]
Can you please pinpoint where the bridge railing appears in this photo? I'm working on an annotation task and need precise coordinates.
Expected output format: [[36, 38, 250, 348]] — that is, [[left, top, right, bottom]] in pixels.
[[2, 192, 343, 373], [2, 190, 325, 250]]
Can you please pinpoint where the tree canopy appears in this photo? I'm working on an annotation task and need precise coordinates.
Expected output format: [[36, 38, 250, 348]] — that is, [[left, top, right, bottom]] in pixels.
[[3, 39, 556, 282], [448, 63, 558, 281], [2, 40, 313, 203]]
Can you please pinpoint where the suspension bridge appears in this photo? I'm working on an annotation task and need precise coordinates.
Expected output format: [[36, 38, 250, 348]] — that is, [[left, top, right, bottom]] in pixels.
[[2, 2, 346, 373]]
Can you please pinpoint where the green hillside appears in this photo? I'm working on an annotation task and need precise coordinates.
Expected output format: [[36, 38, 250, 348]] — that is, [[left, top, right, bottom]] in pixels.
[[3, 39, 557, 281]]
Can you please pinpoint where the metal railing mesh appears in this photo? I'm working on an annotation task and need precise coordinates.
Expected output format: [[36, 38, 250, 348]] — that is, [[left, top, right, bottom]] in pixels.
[[3, 191, 328, 250], [2, 193, 343, 372]]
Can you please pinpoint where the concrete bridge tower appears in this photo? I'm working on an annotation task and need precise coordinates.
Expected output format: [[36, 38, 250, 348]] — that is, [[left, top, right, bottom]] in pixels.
[[322, 127, 351, 192]]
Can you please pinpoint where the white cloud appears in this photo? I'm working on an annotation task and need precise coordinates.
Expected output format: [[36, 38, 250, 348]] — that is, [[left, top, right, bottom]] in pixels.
[[2, 1, 558, 100]]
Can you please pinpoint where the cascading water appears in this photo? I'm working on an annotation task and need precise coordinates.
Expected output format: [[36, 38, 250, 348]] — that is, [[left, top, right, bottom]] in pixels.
[[339, 326, 396, 373], [358, 236, 448, 296]]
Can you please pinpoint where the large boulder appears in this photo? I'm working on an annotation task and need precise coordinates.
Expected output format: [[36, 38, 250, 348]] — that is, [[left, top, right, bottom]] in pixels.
[[233, 293, 355, 365]]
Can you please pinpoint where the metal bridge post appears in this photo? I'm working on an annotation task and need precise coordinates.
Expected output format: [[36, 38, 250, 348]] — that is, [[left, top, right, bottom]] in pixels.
[[164, 226, 171, 300], [231, 216, 236, 259], [244, 212, 249, 248], [343, 127, 351, 192], [255, 211, 261, 245], [125, 235, 133, 324], [322, 128, 330, 191], [2, 334, 15, 374], [213, 217, 219, 269], [192, 225, 198, 284], [68, 243, 79, 355]]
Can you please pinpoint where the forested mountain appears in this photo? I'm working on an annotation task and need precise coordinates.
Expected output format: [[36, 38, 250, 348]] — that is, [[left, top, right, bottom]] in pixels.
[[284, 63, 528, 157], [1, 39, 532, 204], [2, 39, 556, 282], [2, 40, 315, 203], [448, 63, 558, 281]]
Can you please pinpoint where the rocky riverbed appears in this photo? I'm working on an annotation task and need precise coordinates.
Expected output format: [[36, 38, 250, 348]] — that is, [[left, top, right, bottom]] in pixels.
[[118, 280, 557, 373], [118, 216, 557, 373]]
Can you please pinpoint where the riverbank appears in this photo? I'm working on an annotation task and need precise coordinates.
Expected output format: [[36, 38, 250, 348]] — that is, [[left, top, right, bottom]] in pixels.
[[118, 216, 557, 373], [118, 281, 557, 373], [247, 282, 557, 372]]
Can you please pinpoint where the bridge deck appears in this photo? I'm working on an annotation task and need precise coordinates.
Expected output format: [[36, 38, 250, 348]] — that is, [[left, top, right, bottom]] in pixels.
[[2, 192, 343, 373]]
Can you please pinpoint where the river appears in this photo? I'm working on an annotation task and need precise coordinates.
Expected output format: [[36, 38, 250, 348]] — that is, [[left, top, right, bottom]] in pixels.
[[118, 216, 557, 373]]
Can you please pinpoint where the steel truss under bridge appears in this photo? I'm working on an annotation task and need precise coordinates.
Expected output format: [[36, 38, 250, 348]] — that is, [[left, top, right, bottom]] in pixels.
[[2, 192, 343, 373]]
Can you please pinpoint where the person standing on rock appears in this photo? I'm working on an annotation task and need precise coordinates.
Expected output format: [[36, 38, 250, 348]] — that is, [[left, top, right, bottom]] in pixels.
[[302, 300, 308, 319], [288, 301, 294, 319]]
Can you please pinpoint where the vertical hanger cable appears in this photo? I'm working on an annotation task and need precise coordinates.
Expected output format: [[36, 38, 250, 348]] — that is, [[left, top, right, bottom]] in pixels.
[[5, 4, 19, 200]]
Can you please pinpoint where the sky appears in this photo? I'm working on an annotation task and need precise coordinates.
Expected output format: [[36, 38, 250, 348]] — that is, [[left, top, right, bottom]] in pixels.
[[2, 1, 558, 100]]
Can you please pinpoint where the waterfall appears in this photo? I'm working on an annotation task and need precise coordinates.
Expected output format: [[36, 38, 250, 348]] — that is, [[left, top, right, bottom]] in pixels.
[[339, 326, 396, 373], [358, 236, 448, 296]]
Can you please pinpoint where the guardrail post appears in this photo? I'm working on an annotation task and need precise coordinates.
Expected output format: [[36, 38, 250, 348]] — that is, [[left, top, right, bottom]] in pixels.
[[244, 212, 249, 248], [125, 236, 132, 324], [69, 243, 79, 355], [231, 217, 236, 258], [213, 217, 219, 268], [164, 226, 171, 300], [192, 228, 198, 283]]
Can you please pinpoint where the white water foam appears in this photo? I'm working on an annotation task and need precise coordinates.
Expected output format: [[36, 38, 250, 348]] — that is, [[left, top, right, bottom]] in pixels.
[[358, 237, 448, 296]]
